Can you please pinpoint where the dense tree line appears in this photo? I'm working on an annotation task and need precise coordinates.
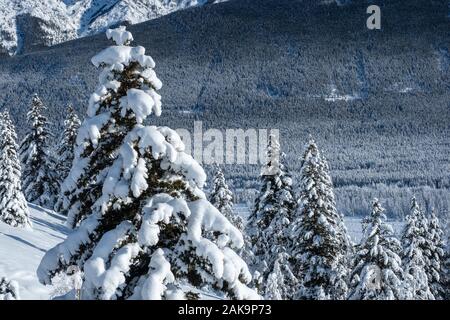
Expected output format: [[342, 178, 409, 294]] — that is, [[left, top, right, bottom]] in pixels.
[[0, 0, 448, 222], [0, 25, 448, 300]]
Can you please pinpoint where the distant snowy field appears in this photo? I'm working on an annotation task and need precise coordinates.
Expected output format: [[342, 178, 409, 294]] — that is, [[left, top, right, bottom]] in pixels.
[[0, 203, 404, 299], [344, 217, 404, 243], [234, 203, 405, 243]]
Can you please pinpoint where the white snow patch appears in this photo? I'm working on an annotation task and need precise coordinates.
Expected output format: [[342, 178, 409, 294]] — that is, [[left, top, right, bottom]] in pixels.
[[106, 26, 133, 46], [324, 87, 360, 102], [0, 204, 68, 299]]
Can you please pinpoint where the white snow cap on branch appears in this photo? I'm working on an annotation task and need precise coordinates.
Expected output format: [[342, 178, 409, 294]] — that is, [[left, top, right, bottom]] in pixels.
[[106, 26, 133, 46], [120, 88, 160, 122], [91, 45, 156, 69]]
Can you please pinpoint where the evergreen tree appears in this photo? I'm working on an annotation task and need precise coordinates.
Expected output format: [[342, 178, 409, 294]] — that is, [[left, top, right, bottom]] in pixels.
[[54, 105, 81, 213], [264, 252, 298, 300], [19, 94, 58, 208], [401, 197, 434, 300], [444, 226, 450, 300], [247, 134, 297, 298], [0, 277, 19, 300], [0, 112, 30, 228], [209, 167, 254, 273], [290, 138, 352, 300], [37, 27, 258, 300], [348, 199, 410, 300], [209, 167, 244, 231], [425, 210, 446, 299]]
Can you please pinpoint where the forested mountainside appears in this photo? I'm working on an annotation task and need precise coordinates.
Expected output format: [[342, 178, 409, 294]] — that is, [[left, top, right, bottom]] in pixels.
[[0, 0, 448, 217]]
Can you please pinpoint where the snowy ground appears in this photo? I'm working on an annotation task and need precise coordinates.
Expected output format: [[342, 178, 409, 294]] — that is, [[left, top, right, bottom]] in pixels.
[[234, 203, 405, 243], [0, 203, 405, 299], [344, 217, 405, 243], [0, 204, 68, 300]]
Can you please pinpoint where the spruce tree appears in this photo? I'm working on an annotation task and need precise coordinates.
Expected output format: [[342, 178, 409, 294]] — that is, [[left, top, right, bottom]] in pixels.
[[348, 199, 409, 300], [0, 112, 30, 228], [247, 134, 297, 298], [19, 94, 58, 208], [37, 27, 258, 300], [54, 105, 81, 213], [209, 167, 254, 273], [425, 210, 446, 299], [444, 230, 450, 300], [209, 167, 244, 231], [401, 197, 434, 299], [0, 277, 19, 300], [264, 252, 298, 300], [290, 138, 352, 300]]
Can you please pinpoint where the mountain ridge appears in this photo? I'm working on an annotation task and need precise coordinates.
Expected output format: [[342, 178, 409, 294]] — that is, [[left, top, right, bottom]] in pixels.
[[0, 0, 221, 55]]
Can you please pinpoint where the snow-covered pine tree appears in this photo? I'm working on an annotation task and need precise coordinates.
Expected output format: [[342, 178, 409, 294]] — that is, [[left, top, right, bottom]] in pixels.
[[425, 210, 446, 299], [19, 94, 59, 208], [444, 230, 450, 300], [348, 199, 409, 300], [209, 167, 244, 231], [264, 252, 298, 300], [0, 277, 19, 300], [246, 134, 297, 299], [54, 105, 81, 213], [401, 197, 434, 300], [37, 27, 258, 300], [290, 138, 352, 300], [0, 112, 30, 228], [208, 167, 254, 274]]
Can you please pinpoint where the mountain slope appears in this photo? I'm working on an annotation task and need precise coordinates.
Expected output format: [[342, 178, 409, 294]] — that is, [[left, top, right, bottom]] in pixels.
[[0, 0, 449, 216], [0, 0, 217, 55]]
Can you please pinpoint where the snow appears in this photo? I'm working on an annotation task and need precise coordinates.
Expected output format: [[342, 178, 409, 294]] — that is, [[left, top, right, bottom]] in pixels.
[[345, 216, 404, 243], [0, 0, 221, 55], [120, 88, 158, 123], [324, 87, 360, 102], [188, 199, 243, 250], [37, 212, 100, 285], [233, 202, 405, 244], [0, 199, 411, 300], [130, 158, 148, 198], [36, 26, 257, 300], [0, 204, 68, 299], [138, 198, 178, 247], [0, 277, 20, 300], [138, 249, 175, 300], [83, 222, 140, 300], [91, 46, 134, 67], [0, 112, 30, 228], [76, 112, 111, 148], [106, 26, 133, 46]]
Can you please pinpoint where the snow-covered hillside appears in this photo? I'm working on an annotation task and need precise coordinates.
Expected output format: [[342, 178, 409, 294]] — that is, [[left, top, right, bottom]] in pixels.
[[0, 0, 220, 55], [0, 204, 68, 299], [0, 201, 406, 299]]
